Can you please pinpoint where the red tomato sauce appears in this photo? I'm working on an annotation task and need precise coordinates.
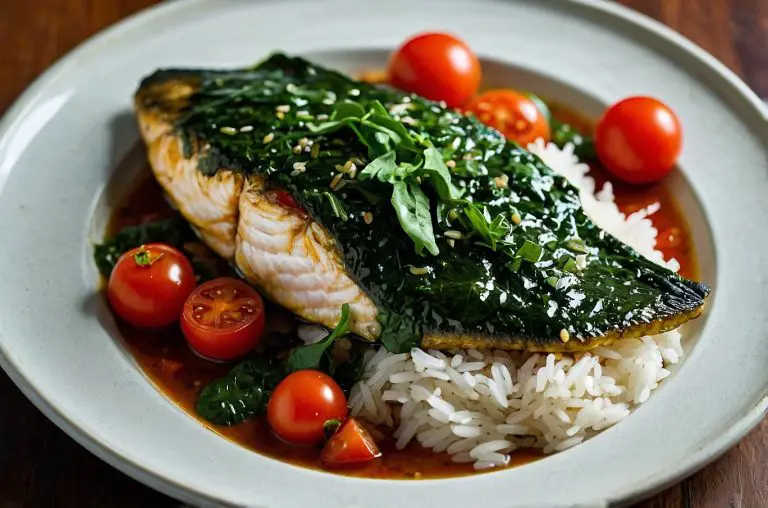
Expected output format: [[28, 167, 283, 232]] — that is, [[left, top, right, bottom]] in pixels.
[[106, 103, 697, 479]]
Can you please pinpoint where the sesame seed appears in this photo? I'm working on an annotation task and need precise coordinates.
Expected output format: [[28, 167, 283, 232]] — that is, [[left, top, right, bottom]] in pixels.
[[560, 329, 570, 343], [511, 213, 522, 225], [310, 144, 320, 159], [276, 111, 285, 120], [276, 104, 291, 113], [262, 133, 275, 143], [299, 137, 310, 147], [219, 126, 237, 135], [348, 89, 360, 96], [448, 209, 460, 220], [322, 98, 335, 105], [343, 160, 354, 172], [240, 125, 254, 133], [296, 110, 309, 117], [293, 161, 307, 171], [447, 239, 455, 248], [409, 266, 430, 275], [293, 145, 303, 154], [330, 173, 344, 189], [444, 230, 463, 240], [348, 165, 357, 179], [316, 114, 329, 121], [401, 116, 417, 125], [286, 83, 298, 93], [335, 164, 346, 173], [353, 157, 365, 166], [415, 176, 422, 184], [494, 175, 509, 189], [445, 160, 456, 169], [333, 180, 347, 191], [290, 169, 301, 177], [363, 212, 373, 224]]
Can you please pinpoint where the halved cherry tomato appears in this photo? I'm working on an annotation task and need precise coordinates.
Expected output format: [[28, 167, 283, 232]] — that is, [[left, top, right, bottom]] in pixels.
[[464, 90, 550, 146], [267, 370, 348, 445], [273, 190, 301, 210], [107, 243, 196, 328], [181, 277, 265, 361], [388, 32, 481, 108], [321, 418, 381, 467], [595, 96, 682, 184]]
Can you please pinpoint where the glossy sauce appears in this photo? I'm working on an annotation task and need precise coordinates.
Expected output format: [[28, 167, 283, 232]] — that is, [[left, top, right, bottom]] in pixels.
[[108, 105, 697, 479]]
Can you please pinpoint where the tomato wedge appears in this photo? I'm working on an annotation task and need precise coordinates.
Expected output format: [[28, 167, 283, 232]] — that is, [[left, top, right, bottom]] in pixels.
[[321, 418, 381, 467], [465, 89, 550, 146], [181, 277, 265, 361]]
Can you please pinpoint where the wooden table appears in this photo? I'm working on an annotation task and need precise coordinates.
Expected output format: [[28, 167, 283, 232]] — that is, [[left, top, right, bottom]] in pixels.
[[0, 1, 766, 506]]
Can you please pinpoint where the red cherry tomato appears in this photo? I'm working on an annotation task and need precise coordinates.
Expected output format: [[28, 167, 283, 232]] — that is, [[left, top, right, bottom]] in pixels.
[[272, 190, 301, 210], [321, 418, 381, 468], [388, 32, 481, 108], [181, 277, 265, 361], [267, 370, 348, 445], [107, 243, 196, 328], [464, 90, 550, 146], [595, 96, 682, 184]]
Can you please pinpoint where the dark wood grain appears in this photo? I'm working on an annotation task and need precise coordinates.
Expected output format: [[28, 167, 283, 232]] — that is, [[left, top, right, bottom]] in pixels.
[[0, 1, 766, 507]]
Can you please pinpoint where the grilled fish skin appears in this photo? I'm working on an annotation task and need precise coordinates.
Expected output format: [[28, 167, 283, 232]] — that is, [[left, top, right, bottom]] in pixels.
[[134, 56, 709, 353]]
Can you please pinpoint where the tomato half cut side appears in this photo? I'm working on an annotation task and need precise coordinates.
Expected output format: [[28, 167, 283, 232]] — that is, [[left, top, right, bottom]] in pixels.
[[181, 277, 265, 361], [321, 418, 382, 468], [464, 89, 550, 146]]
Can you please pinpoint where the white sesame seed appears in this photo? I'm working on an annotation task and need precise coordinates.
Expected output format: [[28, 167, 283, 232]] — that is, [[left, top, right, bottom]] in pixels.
[[219, 126, 237, 135], [239, 125, 254, 133], [276, 104, 291, 113], [444, 230, 464, 240], [293, 162, 307, 171], [322, 98, 335, 105], [330, 173, 344, 189], [299, 137, 310, 147], [296, 110, 309, 117], [276, 111, 285, 120], [494, 174, 509, 189], [560, 329, 570, 343], [363, 212, 373, 224], [290, 169, 301, 177], [335, 164, 346, 173], [316, 114, 329, 121], [409, 266, 430, 275], [262, 133, 275, 143], [343, 160, 354, 172], [348, 165, 357, 179], [446, 160, 456, 169], [447, 239, 456, 248], [348, 89, 360, 96], [333, 180, 347, 191], [293, 145, 303, 154], [401, 116, 417, 125]]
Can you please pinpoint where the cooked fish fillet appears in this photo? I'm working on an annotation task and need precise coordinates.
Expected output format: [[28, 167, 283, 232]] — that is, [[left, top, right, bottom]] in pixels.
[[134, 59, 709, 353]]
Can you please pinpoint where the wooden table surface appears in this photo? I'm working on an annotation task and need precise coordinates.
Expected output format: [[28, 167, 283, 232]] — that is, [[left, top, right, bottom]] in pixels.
[[1, 1, 766, 506]]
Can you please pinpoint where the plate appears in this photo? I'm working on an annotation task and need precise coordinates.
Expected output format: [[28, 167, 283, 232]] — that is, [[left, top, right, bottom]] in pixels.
[[0, 0, 766, 506]]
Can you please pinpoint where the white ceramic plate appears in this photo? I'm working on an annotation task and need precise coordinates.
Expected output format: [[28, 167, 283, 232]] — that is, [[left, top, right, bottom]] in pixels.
[[1, 0, 767, 506]]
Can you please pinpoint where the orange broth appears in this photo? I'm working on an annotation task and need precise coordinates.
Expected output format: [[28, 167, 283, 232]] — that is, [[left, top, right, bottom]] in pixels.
[[107, 105, 697, 479]]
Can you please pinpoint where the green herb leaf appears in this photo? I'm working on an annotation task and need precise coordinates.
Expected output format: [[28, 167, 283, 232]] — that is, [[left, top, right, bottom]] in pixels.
[[422, 147, 463, 200], [323, 192, 348, 221], [285, 303, 351, 372], [566, 238, 589, 254], [333, 100, 366, 120], [196, 356, 286, 426], [517, 239, 543, 263], [391, 180, 439, 256], [358, 151, 398, 183], [551, 120, 596, 160]]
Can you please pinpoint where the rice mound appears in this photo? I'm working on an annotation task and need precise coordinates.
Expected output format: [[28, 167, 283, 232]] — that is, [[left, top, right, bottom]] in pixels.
[[349, 141, 684, 470]]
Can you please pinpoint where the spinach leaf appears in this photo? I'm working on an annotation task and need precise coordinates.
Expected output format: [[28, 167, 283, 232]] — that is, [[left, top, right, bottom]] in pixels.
[[285, 303, 351, 372], [391, 180, 438, 256], [422, 147, 462, 200], [196, 356, 286, 426], [551, 121, 596, 160], [359, 151, 398, 182], [93, 216, 193, 277]]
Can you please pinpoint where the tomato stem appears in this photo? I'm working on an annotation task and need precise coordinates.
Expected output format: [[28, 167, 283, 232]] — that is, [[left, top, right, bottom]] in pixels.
[[133, 245, 165, 267]]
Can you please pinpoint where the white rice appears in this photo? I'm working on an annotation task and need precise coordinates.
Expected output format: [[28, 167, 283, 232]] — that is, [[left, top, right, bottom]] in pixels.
[[350, 141, 688, 470]]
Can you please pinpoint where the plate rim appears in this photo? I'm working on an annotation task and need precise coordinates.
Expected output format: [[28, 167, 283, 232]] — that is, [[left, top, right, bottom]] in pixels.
[[0, 0, 766, 506]]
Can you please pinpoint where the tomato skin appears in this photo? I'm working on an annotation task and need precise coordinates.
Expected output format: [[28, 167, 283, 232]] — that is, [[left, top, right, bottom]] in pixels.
[[273, 190, 301, 210], [595, 96, 682, 184], [267, 370, 348, 445], [321, 418, 381, 467], [181, 277, 265, 361], [465, 90, 550, 146], [107, 243, 196, 328], [388, 32, 481, 108]]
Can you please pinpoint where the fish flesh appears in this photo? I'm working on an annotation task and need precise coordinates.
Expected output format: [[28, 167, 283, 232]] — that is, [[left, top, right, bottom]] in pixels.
[[133, 54, 709, 353]]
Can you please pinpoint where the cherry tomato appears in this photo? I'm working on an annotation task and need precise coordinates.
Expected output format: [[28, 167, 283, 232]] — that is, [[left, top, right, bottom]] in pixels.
[[181, 277, 265, 361], [595, 96, 682, 184], [388, 32, 481, 108], [272, 190, 301, 210], [321, 418, 381, 467], [267, 370, 348, 445], [465, 90, 550, 146], [107, 243, 196, 328]]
